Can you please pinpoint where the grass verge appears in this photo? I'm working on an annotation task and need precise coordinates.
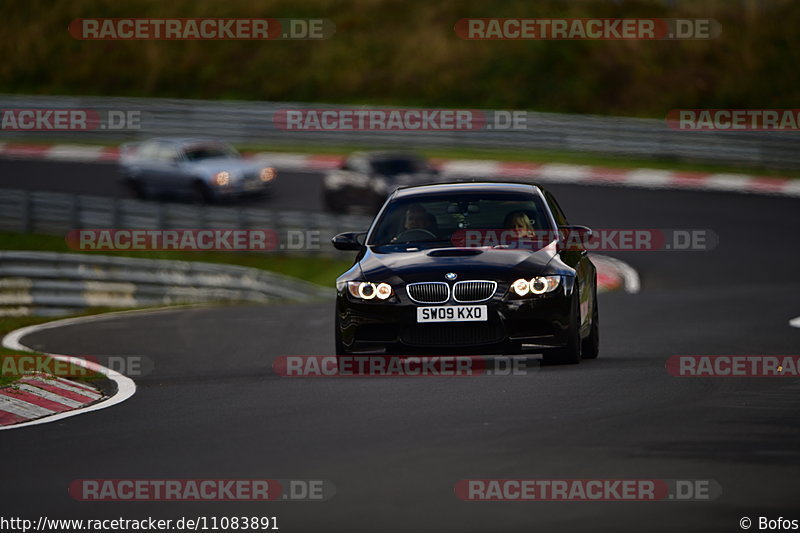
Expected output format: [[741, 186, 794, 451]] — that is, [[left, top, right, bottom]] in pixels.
[[0, 232, 354, 288]]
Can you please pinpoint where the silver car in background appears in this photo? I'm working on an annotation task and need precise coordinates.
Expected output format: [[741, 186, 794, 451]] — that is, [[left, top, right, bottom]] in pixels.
[[120, 138, 277, 203]]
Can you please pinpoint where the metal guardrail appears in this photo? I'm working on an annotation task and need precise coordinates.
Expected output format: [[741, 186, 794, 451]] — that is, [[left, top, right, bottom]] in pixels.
[[0, 251, 335, 316], [0, 188, 372, 254], [1, 94, 798, 169], [0, 187, 370, 316]]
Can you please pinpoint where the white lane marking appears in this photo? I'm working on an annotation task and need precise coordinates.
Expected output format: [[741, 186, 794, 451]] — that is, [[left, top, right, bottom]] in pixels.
[[24, 376, 102, 400], [623, 169, 675, 188], [250, 152, 311, 168], [704, 174, 755, 192], [0, 310, 147, 430], [46, 145, 107, 161], [15, 383, 86, 408], [782, 181, 800, 197], [440, 160, 501, 177], [536, 163, 591, 182], [0, 394, 55, 418], [790, 316, 800, 328], [591, 254, 641, 294]]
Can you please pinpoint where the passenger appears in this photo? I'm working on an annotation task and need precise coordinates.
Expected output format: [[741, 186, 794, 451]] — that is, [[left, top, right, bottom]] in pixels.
[[503, 211, 536, 238]]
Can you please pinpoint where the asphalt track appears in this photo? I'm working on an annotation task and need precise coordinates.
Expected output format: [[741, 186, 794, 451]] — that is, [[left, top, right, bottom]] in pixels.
[[2, 157, 800, 532]]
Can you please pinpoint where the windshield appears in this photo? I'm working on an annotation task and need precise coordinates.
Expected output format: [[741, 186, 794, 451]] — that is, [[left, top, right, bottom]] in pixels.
[[370, 157, 425, 175], [183, 143, 239, 161], [367, 192, 554, 248]]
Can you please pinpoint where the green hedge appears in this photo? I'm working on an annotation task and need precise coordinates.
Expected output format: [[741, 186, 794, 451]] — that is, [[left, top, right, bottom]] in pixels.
[[1, 0, 798, 117]]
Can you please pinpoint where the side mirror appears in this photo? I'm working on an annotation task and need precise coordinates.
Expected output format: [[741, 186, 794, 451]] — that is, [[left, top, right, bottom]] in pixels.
[[332, 232, 366, 251], [558, 225, 593, 252]]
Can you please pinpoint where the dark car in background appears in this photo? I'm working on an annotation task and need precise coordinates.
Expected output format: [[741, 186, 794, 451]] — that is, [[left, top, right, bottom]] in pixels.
[[322, 151, 439, 214], [120, 138, 277, 203], [332, 181, 599, 364]]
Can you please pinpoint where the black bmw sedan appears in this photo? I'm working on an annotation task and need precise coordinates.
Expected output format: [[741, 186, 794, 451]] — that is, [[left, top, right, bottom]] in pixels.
[[322, 151, 439, 214], [332, 181, 599, 364]]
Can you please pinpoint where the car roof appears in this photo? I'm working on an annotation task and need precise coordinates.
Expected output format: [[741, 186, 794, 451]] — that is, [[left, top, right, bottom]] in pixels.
[[392, 181, 546, 198]]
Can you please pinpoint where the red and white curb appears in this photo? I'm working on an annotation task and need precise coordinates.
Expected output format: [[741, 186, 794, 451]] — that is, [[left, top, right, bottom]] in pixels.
[[1, 312, 138, 430], [592, 255, 640, 294], [0, 372, 103, 426], [1, 142, 799, 198]]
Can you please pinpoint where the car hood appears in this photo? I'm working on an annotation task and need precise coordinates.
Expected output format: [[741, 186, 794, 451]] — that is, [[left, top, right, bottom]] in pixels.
[[357, 245, 561, 284]]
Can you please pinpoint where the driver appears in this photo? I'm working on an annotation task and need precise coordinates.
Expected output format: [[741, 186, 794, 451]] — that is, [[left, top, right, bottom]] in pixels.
[[404, 203, 430, 231], [391, 204, 436, 242]]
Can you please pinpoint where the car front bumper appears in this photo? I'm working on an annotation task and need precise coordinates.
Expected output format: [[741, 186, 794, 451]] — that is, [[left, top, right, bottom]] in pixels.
[[336, 284, 574, 354]]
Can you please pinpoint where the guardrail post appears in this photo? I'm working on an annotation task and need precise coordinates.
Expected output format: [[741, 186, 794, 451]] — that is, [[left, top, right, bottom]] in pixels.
[[156, 201, 166, 229], [111, 197, 122, 227], [70, 194, 80, 229], [21, 190, 33, 233], [196, 205, 206, 229]]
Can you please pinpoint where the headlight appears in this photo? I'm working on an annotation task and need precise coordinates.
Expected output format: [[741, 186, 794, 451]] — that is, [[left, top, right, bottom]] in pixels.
[[346, 281, 393, 300], [213, 171, 230, 186], [511, 276, 561, 296], [260, 167, 276, 182], [512, 278, 530, 297]]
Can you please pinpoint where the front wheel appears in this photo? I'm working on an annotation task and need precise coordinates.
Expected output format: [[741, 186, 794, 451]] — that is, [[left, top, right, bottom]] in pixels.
[[125, 178, 147, 200], [191, 182, 213, 204], [581, 285, 599, 360], [542, 285, 582, 365], [335, 319, 349, 356]]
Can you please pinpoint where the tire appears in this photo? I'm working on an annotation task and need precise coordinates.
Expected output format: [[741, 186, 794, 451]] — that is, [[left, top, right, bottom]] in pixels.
[[335, 319, 349, 356], [542, 285, 582, 365], [384, 344, 409, 356], [581, 284, 600, 360], [126, 178, 146, 200], [323, 191, 337, 212], [191, 182, 213, 204]]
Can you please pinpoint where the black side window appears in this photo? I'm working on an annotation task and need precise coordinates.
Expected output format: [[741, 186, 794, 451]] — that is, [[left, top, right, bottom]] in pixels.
[[545, 192, 569, 226]]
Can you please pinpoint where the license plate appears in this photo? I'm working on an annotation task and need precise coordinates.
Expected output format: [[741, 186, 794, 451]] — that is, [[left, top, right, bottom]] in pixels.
[[244, 180, 261, 190], [416, 305, 487, 323]]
